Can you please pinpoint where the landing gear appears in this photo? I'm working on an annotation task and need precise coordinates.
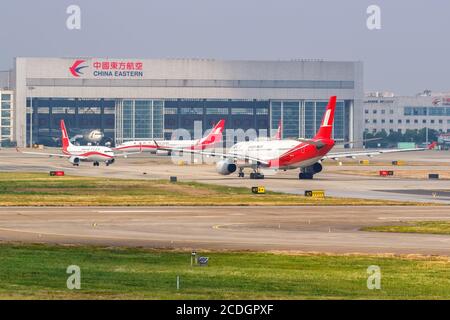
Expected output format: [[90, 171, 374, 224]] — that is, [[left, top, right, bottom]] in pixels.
[[238, 168, 245, 178], [250, 172, 264, 179], [299, 162, 322, 179], [299, 172, 314, 179], [93, 161, 100, 167]]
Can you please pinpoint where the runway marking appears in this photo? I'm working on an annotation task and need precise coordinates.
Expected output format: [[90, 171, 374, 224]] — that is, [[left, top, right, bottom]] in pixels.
[[378, 217, 450, 220], [95, 210, 185, 213], [0, 226, 273, 246]]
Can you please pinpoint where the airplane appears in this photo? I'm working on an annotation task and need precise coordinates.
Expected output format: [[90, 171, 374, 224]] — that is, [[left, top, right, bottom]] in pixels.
[[114, 119, 226, 154], [273, 121, 282, 140], [153, 96, 432, 180], [17, 120, 138, 166]]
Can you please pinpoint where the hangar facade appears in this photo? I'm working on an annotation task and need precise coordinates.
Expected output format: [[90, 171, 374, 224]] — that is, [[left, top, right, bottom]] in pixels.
[[12, 57, 364, 147]]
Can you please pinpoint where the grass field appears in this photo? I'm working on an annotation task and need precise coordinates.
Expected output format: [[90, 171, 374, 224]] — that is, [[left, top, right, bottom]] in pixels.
[[363, 221, 450, 235], [0, 243, 449, 299], [0, 172, 428, 206]]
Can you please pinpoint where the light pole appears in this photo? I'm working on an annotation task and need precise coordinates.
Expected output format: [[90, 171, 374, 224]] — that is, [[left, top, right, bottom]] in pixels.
[[28, 86, 35, 147]]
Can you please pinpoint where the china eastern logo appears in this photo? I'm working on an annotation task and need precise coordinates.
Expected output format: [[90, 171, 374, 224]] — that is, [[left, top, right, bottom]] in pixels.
[[69, 60, 88, 77]]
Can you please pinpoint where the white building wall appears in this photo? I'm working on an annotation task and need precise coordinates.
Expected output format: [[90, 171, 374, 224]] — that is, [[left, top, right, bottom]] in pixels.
[[13, 57, 364, 147], [364, 95, 450, 134]]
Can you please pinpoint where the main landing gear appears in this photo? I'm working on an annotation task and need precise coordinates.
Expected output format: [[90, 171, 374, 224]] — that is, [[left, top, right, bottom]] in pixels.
[[93, 161, 100, 167], [299, 172, 314, 179], [238, 167, 264, 179], [250, 172, 264, 179], [298, 162, 323, 180]]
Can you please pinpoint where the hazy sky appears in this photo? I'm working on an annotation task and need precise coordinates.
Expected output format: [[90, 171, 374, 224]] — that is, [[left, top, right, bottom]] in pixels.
[[0, 0, 448, 95]]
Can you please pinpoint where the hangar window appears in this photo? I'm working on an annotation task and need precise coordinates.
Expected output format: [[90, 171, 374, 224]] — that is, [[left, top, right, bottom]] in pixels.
[[104, 106, 115, 114], [232, 108, 253, 115], [398, 119, 402, 124], [38, 107, 50, 114], [164, 108, 178, 114], [206, 108, 228, 115], [1, 110, 10, 118], [180, 108, 203, 115], [256, 108, 268, 115], [79, 107, 100, 114], [428, 107, 444, 116], [52, 107, 75, 114], [1, 102, 11, 110], [1, 119, 10, 126], [406, 119, 410, 124], [1, 94, 11, 101]]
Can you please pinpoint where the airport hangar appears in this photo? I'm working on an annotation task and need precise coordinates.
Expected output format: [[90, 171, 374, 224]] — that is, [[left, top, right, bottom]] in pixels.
[[11, 57, 364, 147]]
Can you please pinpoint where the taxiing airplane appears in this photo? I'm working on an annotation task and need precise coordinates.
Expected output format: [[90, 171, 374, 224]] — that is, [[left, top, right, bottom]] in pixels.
[[114, 119, 225, 154], [17, 120, 137, 166], [154, 96, 431, 179]]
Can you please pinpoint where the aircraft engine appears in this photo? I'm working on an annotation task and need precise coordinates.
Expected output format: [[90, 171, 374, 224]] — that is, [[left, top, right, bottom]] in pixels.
[[312, 162, 322, 173], [216, 159, 237, 175], [68, 156, 80, 165]]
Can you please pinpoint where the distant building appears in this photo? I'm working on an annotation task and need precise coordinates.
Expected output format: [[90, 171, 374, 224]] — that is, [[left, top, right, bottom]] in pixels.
[[8, 57, 363, 147], [0, 90, 14, 145], [364, 91, 450, 134]]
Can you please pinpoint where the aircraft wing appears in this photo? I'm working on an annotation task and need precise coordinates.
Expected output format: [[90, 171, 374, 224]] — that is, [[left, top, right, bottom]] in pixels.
[[323, 147, 427, 160], [114, 151, 143, 158], [16, 147, 74, 158], [153, 142, 270, 165]]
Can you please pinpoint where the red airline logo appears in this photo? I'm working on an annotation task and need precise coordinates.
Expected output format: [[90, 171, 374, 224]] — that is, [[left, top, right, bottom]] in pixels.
[[69, 60, 87, 77]]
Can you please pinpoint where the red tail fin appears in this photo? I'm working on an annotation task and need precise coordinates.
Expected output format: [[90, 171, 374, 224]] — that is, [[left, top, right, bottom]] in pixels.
[[428, 141, 437, 150], [60, 120, 71, 151], [313, 96, 336, 140], [273, 121, 282, 140], [197, 119, 225, 147]]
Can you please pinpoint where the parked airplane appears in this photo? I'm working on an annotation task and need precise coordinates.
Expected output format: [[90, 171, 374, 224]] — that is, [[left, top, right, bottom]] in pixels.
[[114, 119, 225, 154], [17, 120, 138, 166], [154, 96, 431, 179]]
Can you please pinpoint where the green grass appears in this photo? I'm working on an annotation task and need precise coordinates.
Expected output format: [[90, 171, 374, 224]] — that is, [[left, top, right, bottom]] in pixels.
[[0, 243, 449, 299], [0, 172, 431, 206], [362, 221, 450, 235]]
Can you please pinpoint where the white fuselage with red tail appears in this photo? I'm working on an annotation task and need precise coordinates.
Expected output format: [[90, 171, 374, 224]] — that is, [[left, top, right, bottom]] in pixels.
[[60, 120, 116, 165], [114, 119, 225, 153]]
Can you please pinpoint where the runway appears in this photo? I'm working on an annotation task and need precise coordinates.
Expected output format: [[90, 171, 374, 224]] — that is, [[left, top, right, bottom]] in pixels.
[[2, 149, 450, 203], [1, 206, 449, 255]]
